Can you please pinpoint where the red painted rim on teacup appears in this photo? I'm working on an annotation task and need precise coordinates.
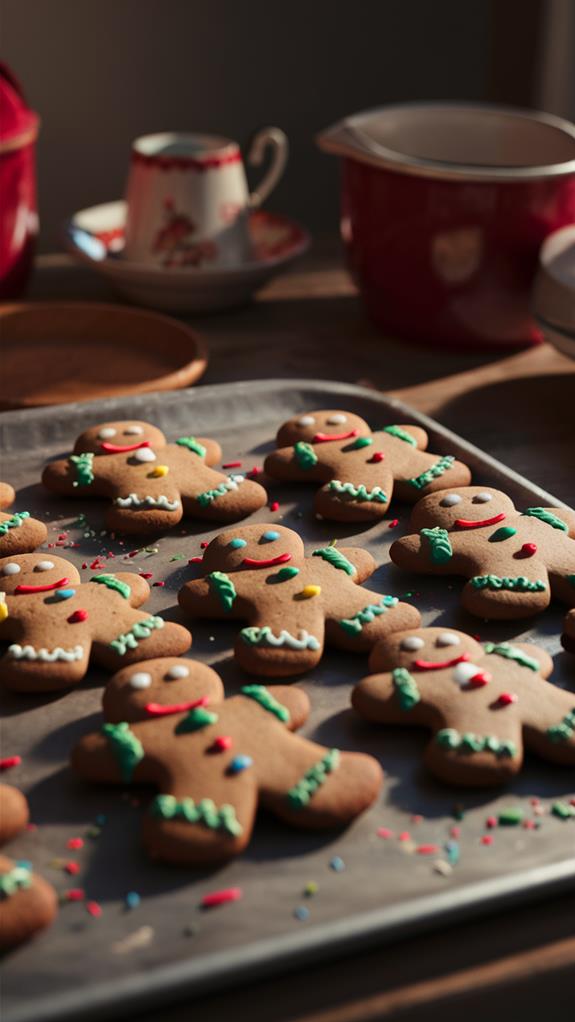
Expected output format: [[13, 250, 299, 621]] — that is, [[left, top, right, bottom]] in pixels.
[[131, 132, 241, 172], [318, 102, 575, 182]]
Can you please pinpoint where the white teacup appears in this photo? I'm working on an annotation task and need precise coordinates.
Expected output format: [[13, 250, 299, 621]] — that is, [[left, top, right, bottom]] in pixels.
[[122, 128, 288, 269]]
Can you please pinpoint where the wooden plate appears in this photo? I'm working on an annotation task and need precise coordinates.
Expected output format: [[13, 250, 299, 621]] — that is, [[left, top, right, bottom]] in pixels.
[[0, 302, 208, 409]]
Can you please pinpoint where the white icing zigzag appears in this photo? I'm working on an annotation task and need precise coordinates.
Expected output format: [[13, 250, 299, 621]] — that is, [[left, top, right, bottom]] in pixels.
[[240, 626, 321, 651], [114, 494, 181, 511], [8, 644, 84, 662]]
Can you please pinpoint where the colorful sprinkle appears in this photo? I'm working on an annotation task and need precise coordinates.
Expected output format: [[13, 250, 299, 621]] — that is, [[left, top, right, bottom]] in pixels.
[[304, 882, 318, 897], [498, 807, 525, 826], [551, 801, 575, 820], [270, 501, 280, 512], [377, 827, 394, 839], [125, 891, 141, 909], [86, 900, 103, 917], [211, 735, 233, 752], [497, 692, 518, 706], [66, 837, 84, 850], [480, 835, 494, 846], [294, 905, 310, 921], [329, 856, 345, 872], [0, 756, 22, 770], [201, 887, 243, 908], [65, 861, 80, 875], [417, 844, 440, 855]]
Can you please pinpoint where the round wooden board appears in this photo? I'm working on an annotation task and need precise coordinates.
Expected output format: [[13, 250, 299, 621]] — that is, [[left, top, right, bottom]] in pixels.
[[0, 302, 208, 409]]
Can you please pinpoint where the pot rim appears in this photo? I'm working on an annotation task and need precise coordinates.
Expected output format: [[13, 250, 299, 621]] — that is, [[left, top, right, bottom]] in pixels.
[[317, 101, 575, 182]]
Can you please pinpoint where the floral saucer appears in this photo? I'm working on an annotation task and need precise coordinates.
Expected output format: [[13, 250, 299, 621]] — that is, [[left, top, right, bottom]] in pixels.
[[65, 201, 310, 313]]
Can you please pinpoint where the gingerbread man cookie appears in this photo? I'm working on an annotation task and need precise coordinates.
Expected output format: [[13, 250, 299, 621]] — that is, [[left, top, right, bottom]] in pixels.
[[390, 486, 575, 619], [352, 627, 575, 786], [0, 552, 191, 692], [563, 610, 575, 654], [178, 524, 421, 676], [42, 420, 267, 535], [72, 657, 383, 864], [0, 482, 47, 557], [263, 410, 471, 522], [0, 785, 58, 950]]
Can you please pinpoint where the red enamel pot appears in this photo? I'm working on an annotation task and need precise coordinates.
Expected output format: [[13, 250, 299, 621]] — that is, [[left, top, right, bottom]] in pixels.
[[0, 63, 39, 299], [318, 103, 575, 350]]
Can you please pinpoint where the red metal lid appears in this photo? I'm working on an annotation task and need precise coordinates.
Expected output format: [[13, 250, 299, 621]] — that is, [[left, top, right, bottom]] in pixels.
[[0, 62, 39, 152]]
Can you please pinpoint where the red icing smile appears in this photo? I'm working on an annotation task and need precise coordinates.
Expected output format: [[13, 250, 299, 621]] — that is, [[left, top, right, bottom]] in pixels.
[[15, 577, 70, 594], [312, 430, 359, 443], [145, 696, 209, 717], [454, 513, 506, 529], [100, 441, 151, 453], [242, 553, 292, 568], [412, 653, 470, 671]]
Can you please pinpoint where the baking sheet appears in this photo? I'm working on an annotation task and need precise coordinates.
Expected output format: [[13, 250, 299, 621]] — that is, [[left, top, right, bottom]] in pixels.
[[1, 379, 574, 1022]]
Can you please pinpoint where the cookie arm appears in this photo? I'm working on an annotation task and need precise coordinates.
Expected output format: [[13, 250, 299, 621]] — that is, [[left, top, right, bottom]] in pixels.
[[536, 507, 575, 537], [195, 437, 222, 466], [42, 454, 117, 497], [264, 445, 330, 483], [178, 573, 251, 620], [335, 547, 376, 583], [352, 671, 432, 726], [92, 608, 191, 672], [390, 531, 465, 575]]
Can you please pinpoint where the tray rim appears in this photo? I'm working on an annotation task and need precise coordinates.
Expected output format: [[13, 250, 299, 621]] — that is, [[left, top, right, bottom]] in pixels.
[[2, 377, 574, 1022]]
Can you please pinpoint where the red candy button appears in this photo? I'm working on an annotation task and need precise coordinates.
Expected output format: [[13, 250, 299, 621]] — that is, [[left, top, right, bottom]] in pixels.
[[516, 543, 537, 558], [497, 692, 518, 706], [68, 609, 88, 623]]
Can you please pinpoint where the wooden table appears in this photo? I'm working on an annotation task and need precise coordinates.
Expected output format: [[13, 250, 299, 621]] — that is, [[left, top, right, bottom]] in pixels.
[[23, 249, 575, 1020]]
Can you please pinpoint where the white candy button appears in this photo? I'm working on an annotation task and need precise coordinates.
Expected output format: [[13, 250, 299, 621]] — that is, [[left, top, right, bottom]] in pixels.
[[129, 672, 152, 689], [165, 665, 190, 680], [125, 425, 144, 435], [36, 561, 55, 571], [327, 414, 347, 424], [436, 632, 460, 647], [3, 563, 21, 575], [98, 427, 117, 439], [473, 492, 493, 503], [440, 494, 462, 507], [297, 415, 315, 427], [400, 636, 425, 651], [134, 448, 156, 463]]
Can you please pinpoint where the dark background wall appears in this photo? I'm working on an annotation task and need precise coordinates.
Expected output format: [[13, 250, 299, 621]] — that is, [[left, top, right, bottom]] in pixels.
[[2, 0, 543, 251]]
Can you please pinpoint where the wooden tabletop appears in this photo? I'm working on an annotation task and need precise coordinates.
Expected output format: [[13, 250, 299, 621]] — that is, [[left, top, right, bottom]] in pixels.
[[20, 249, 575, 1019]]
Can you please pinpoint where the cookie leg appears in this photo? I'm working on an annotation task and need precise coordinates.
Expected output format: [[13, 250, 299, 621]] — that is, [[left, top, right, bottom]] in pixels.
[[105, 504, 184, 536], [140, 787, 257, 864], [184, 479, 267, 523], [326, 596, 421, 653], [93, 619, 191, 672], [0, 649, 91, 693], [461, 575, 551, 620], [315, 480, 392, 524], [424, 724, 523, 787]]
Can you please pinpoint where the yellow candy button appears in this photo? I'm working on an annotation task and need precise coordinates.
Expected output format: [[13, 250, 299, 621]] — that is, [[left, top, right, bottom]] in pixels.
[[148, 465, 169, 478], [300, 584, 321, 599], [0, 598, 8, 622]]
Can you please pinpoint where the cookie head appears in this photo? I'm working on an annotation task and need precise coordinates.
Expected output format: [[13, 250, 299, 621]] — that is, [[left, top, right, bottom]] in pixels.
[[73, 421, 167, 455], [201, 524, 305, 574], [276, 410, 371, 447], [102, 658, 224, 723], [371, 627, 483, 673], [411, 486, 516, 531], [0, 553, 81, 595]]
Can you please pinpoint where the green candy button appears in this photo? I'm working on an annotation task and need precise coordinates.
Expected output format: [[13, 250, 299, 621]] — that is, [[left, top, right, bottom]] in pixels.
[[488, 526, 517, 542], [348, 437, 373, 450], [276, 566, 300, 581]]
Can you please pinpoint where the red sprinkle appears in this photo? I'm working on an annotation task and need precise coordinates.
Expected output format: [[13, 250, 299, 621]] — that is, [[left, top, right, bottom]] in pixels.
[[486, 816, 497, 829], [86, 900, 102, 917], [200, 541, 209, 549], [68, 609, 88, 623], [201, 887, 243, 909], [371, 452, 385, 463], [81, 563, 88, 570], [450, 826, 461, 838], [67, 837, 84, 850], [480, 835, 494, 846], [211, 735, 232, 752], [65, 861, 80, 875], [222, 461, 242, 469], [398, 831, 411, 842], [417, 844, 440, 855], [139, 572, 153, 580], [523, 819, 536, 830], [152, 581, 165, 587], [497, 692, 518, 706], [411, 814, 423, 824], [247, 466, 262, 477], [388, 519, 399, 528], [66, 888, 85, 901], [269, 501, 280, 512], [0, 756, 22, 771], [188, 556, 203, 564], [377, 827, 394, 839]]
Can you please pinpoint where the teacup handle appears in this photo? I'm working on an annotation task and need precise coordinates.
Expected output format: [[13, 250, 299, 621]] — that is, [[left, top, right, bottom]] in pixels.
[[247, 127, 289, 208]]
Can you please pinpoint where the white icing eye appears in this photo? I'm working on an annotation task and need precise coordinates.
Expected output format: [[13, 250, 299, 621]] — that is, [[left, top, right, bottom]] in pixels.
[[436, 632, 460, 647], [400, 635, 425, 651], [125, 426, 144, 435], [35, 560, 55, 572], [440, 494, 462, 507], [2, 563, 21, 575], [129, 672, 152, 689], [326, 414, 347, 425], [98, 427, 117, 439], [165, 664, 190, 680], [133, 448, 156, 463], [473, 492, 493, 503], [297, 415, 315, 427]]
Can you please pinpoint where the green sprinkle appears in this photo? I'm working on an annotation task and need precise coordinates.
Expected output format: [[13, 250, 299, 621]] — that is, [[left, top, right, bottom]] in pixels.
[[175, 436, 207, 458], [383, 425, 417, 447], [69, 452, 94, 487], [312, 546, 355, 575], [498, 807, 525, 826], [521, 507, 568, 532], [420, 526, 453, 564], [91, 573, 131, 600], [293, 441, 318, 469], [0, 511, 30, 536], [102, 722, 144, 782], [150, 794, 243, 836], [176, 707, 219, 733], [287, 749, 340, 808], [392, 667, 421, 710], [208, 571, 236, 612], [339, 595, 398, 635], [241, 684, 290, 722], [483, 642, 540, 671], [551, 801, 575, 820], [488, 526, 517, 542], [407, 456, 455, 491]]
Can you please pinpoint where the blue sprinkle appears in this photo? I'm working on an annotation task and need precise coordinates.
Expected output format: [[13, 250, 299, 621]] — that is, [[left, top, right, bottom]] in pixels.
[[293, 905, 310, 921], [15, 860, 32, 871], [54, 588, 76, 600], [329, 856, 345, 872], [125, 891, 141, 909], [261, 530, 280, 542], [229, 538, 247, 549], [227, 754, 253, 775], [444, 840, 460, 866]]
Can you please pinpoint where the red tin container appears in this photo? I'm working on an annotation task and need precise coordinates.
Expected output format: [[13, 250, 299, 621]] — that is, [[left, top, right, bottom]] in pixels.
[[0, 63, 39, 299], [318, 104, 575, 349]]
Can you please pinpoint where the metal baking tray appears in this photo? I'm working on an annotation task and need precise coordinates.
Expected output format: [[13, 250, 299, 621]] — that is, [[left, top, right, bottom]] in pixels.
[[1, 379, 574, 1022]]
